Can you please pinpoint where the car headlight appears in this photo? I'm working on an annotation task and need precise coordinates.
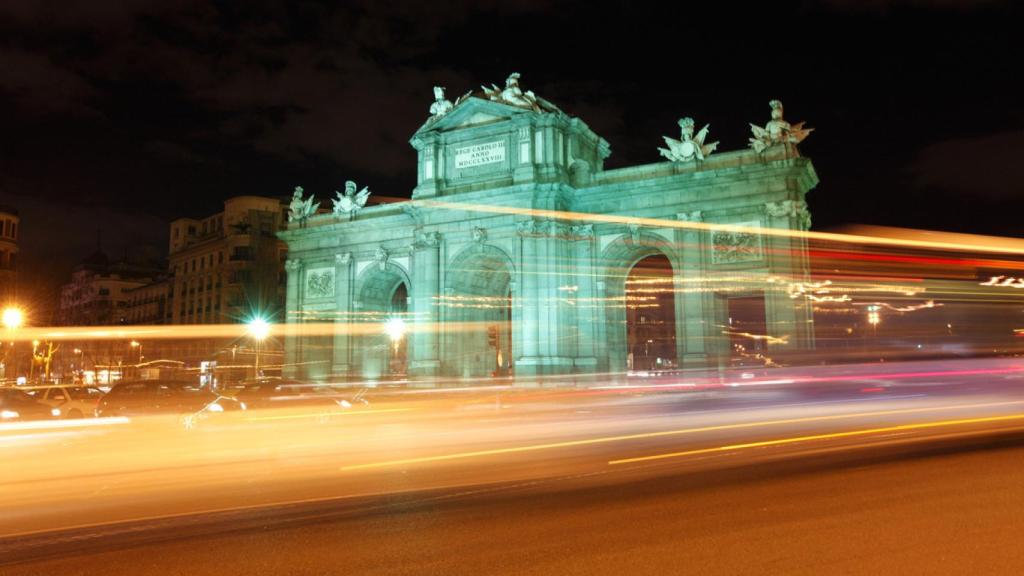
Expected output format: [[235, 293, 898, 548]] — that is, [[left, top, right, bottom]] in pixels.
[[1, 410, 19, 419], [51, 408, 62, 417], [207, 402, 224, 413]]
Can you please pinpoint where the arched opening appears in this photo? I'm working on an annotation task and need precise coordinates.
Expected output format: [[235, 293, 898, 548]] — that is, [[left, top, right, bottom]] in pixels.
[[445, 246, 513, 378], [625, 254, 677, 371], [387, 283, 408, 376], [355, 264, 411, 380]]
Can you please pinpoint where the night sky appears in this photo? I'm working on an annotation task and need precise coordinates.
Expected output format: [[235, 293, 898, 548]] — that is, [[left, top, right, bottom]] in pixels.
[[2, 1, 1023, 312]]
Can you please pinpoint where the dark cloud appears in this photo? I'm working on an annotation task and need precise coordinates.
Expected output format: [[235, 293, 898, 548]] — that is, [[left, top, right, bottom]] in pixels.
[[910, 131, 1024, 199], [0, 47, 97, 115]]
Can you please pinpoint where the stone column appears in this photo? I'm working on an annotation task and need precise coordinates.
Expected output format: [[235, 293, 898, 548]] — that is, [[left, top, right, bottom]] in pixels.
[[676, 211, 711, 367], [331, 252, 353, 377], [514, 219, 576, 378], [592, 278, 609, 373], [283, 258, 303, 379], [516, 220, 540, 363], [410, 231, 442, 378], [571, 224, 597, 372], [763, 200, 814, 351]]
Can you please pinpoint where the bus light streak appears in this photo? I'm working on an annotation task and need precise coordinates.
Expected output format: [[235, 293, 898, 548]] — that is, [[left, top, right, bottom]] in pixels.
[[338, 400, 1024, 472], [608, 412, 1024, 465]]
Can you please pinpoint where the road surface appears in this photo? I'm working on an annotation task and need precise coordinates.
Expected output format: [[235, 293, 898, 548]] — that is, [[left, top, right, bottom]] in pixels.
[[4, 357, 1024, 574]]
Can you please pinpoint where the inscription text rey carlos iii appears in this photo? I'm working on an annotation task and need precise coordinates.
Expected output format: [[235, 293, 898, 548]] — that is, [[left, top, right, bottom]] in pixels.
[[455, 140, 506, 169]]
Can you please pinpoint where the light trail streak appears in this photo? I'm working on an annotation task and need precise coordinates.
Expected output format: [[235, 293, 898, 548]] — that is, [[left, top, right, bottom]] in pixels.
[[608, 412, 1024, 465], [0, 417, 131, 433], [244, 408, 414, 422], [338, 400, 1024, 472], [851, 300, 941, 313], [414, 199, 1024, 257], [6, 320, 517, 342]]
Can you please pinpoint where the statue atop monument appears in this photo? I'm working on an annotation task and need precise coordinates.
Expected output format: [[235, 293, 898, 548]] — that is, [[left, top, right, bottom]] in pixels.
[[426, 85, 470, 122], [429, 86, 453, 118], [482, 72, 543, 111], [658, 117, 719, 162], [288, 186, 319, 227], [332, 180, 371, 216], [749, 99, 813, 153]]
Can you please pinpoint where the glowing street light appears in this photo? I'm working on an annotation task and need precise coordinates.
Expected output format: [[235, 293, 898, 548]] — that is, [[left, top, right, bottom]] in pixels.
[[247, 317, 271, 341], [2, 307, 25, 381], [2, 307, 24, 330], [247, 317, 271, 378], [130, 340, 144, 365], [866, 305, 881, 327], [384, 316, 407, 352]]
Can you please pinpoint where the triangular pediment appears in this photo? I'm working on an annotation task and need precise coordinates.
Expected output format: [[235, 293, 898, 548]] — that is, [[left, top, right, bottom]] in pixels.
[[413, 96, 531, 137]]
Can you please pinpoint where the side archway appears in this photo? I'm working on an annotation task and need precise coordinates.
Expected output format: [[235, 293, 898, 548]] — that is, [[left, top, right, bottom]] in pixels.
[[444, 244, 515, 378], [353, 262, 411, 380]]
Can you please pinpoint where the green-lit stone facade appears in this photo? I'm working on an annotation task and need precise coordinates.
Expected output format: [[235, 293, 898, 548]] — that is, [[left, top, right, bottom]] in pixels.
[[280, 93, 818, 382]]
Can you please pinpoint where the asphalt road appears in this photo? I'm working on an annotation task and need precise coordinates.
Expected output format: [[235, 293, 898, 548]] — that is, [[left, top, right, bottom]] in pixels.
[[5, 426, 1024, 575], [5, 357, 1024, 574]]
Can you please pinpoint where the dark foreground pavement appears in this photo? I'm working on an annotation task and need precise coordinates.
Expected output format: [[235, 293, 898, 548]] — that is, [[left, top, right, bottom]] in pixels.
[[5, 427, 1024, 575]]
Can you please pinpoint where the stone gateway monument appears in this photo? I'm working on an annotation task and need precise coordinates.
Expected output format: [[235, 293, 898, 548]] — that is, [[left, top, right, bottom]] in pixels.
[[280, 75, 818, 382]]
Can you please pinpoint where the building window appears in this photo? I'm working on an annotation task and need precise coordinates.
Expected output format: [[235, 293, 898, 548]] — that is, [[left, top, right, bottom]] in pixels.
[[230, 246, 253, 261]]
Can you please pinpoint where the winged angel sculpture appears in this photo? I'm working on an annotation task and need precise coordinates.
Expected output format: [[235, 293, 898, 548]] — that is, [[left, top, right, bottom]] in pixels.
[[658, 117, 719, 162], [749, 99, 813, 153], [332, 180, 371, 216], [288, 186, 319, 227]]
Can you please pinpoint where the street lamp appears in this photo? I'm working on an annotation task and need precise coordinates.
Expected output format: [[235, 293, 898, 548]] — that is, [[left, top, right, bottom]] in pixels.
[[867, 305, 881, 331], [130, 340, 143, 377], [866, 305, 882, 361], [247, 317, 271, 378], [384, 316, 407, 375], [2, 307, 24, 330], [384, 316, 407, 352], [2, 307, 24, 382]]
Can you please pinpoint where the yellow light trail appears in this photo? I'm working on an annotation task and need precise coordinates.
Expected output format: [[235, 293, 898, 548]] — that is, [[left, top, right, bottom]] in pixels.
[[0, 416, 131, 433], [5, 320, 516, 342], [245, 407, 414, 422], [338, 400, 1024, 472], [415, 199, 1024, 257], [609, 412, 1024, 465]]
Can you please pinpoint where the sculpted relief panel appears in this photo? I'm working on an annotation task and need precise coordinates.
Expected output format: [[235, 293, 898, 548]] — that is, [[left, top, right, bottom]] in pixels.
[[711, 221, 763, 265], [305, 267, 335, 299]]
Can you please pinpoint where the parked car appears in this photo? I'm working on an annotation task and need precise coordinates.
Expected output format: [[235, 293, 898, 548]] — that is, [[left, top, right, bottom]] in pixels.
[[1, 388, 59, 422], [95, 380, 244, 419], [32, 385, 104, 419]]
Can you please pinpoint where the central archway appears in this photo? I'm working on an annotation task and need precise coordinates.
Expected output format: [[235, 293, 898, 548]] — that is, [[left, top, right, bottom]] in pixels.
[[444, 245, 514, 378]]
